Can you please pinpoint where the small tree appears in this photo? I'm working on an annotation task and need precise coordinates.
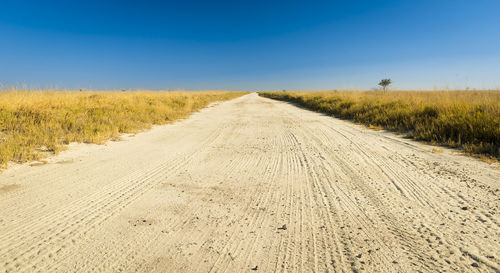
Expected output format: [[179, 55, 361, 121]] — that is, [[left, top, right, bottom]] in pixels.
[[378, 78, 392, 91]]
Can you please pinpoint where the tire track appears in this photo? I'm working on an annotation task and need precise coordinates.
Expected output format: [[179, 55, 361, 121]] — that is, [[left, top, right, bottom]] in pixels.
[[1, 93, 498, 273]]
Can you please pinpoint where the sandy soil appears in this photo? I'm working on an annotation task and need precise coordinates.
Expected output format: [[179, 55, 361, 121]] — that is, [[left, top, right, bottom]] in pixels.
[[0, 93, 499, 273]]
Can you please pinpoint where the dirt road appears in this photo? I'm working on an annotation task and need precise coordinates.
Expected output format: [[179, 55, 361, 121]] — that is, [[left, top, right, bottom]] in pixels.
[[1, 93, 499, 272]]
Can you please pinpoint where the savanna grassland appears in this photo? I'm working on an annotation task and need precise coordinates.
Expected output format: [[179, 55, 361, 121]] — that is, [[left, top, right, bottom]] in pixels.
[[2, 93, 500, 273], [0, 90, 247, 167], [259, 90, 500, 159]]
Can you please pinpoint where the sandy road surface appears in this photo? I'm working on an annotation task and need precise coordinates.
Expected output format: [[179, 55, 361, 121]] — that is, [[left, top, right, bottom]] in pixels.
[[1, 93, 499, 273]]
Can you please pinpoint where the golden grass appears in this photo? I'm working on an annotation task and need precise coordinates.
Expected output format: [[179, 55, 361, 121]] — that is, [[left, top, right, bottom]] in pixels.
[[259, 90, 500, 159], [0, 90, 247, 167]]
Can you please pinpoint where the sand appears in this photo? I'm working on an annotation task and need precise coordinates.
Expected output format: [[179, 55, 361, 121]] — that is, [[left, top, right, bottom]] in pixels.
[[0, 93, 499, 272]]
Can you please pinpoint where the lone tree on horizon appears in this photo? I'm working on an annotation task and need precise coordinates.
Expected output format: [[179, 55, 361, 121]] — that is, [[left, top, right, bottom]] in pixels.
[[378, 78, 392, 91]]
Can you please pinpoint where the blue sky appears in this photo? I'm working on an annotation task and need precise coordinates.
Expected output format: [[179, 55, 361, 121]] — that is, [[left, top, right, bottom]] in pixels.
[[1, 0, 499, 90]]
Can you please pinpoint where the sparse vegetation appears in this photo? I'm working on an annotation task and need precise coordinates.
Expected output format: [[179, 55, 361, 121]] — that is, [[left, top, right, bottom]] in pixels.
[[378, 79, 392, 91], [259, 90, 500, 159], [0, 90, 247, 167]]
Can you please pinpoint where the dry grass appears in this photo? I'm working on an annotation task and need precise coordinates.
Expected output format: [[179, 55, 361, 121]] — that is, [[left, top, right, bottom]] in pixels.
[[259, 90, 500, 159], [0, 90, 247, 167]]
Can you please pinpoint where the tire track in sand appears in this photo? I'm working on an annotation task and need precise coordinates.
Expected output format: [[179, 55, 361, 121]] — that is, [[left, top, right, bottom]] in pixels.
[[1, 93, 499, 272]]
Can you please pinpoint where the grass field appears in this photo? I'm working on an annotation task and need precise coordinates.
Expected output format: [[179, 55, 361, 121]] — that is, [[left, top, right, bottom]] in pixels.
[[0, 90, 247, 167], [259, 90, 500, 160]]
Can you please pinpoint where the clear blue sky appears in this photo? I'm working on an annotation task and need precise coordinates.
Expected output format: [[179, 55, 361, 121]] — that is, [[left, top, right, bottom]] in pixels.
[[1, 0, 499, 90]]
